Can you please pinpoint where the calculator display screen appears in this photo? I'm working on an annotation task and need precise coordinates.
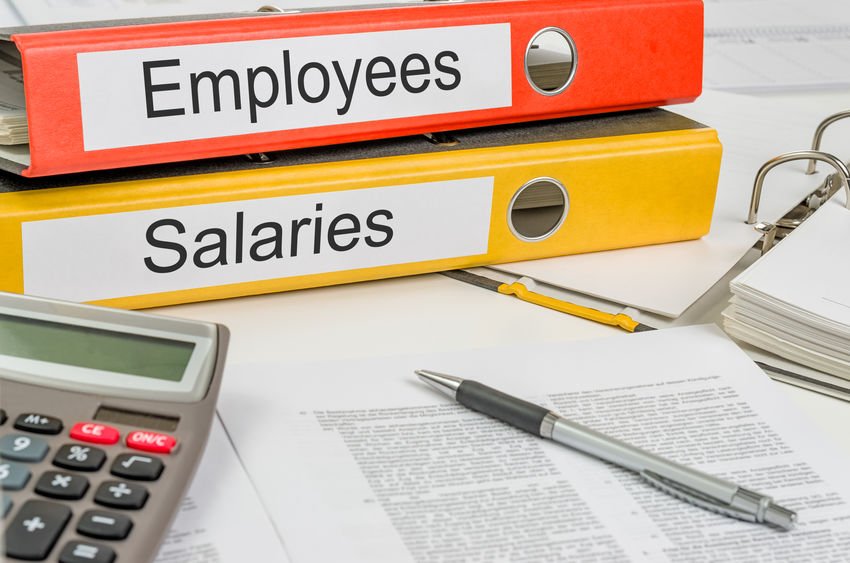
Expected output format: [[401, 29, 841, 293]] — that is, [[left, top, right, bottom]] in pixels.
[[0, 313, 194, 382]]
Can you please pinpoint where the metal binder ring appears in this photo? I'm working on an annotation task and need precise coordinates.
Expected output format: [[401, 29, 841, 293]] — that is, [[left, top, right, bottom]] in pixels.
[[806, 110, 850, 174], [747, 150, 850, 225]]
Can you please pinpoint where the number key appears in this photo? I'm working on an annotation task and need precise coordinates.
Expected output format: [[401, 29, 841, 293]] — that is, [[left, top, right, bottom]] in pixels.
[[0, 461, 31, 491], [0, 434, 49, 462]]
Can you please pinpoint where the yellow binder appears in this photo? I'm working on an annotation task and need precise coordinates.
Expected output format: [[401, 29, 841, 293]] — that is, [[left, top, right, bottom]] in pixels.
[[0, 108, 721, 309]]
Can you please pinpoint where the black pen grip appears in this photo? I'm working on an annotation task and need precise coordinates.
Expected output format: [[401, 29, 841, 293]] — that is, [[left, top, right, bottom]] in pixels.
[[456, 381, 550, 436]]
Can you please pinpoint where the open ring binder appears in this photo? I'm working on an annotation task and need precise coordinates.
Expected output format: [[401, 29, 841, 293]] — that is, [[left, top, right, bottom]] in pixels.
[[747, 149, 850, 254], [725, 110, 850, 401], [807, 110, 850, 174]]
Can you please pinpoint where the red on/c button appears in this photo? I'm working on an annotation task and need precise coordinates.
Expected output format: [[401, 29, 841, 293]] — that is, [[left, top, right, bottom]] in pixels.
[[70, 422, 120, 445], [126, 430, 177, 454]]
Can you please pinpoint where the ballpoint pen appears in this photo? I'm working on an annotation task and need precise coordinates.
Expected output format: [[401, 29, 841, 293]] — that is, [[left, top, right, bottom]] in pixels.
[[415, 369, 797, 530]]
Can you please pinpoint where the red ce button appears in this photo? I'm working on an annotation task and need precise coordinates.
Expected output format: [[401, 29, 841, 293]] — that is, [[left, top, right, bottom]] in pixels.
[[126, 430, 177, 454], [70, 422, 120, 445]]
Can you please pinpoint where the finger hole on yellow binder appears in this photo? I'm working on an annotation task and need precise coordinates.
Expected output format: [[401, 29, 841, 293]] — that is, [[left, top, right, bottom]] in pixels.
[[508, 177, 569, 242]]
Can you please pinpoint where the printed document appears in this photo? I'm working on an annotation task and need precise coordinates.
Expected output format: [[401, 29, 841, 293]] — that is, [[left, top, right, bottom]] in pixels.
[[156, 417, 289, 562], [703, 0, 850, 91], [217, 325, 850, 561]]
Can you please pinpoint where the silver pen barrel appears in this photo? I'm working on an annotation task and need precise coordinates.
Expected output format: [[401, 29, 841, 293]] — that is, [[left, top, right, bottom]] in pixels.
[[548, 416, 796, 529], [417, 371, 797, 530], [548, 416, 737, 502]]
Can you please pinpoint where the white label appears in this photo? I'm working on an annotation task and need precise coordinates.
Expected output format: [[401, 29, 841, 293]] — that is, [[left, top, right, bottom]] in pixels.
[[22, 177, 494, 302], [77, 24, 512, 151]]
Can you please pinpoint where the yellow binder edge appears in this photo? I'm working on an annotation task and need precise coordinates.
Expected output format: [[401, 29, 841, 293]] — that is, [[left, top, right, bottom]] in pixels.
[[1, 126, 721, 309]]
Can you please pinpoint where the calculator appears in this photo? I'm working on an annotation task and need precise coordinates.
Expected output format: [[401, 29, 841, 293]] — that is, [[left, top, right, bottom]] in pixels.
[[0, 291, 228, 562]]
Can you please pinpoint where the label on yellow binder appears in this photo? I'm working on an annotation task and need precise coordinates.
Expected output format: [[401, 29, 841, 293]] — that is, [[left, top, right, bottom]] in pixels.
[[21, 177, 494, 302]]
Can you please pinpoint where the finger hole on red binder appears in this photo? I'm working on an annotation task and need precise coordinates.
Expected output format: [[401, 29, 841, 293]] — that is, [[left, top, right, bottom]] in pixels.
[[525, 28, 577, 96], [508, 177, 569, 242]]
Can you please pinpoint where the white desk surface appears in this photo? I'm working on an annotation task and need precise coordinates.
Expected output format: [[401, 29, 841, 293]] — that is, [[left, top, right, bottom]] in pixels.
[[153, 87, 850, 459]]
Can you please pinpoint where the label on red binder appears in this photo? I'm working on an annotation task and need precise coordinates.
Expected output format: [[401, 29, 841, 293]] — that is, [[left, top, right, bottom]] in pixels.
[[21, 177, 494, 302], [76, 24, 512, 151]]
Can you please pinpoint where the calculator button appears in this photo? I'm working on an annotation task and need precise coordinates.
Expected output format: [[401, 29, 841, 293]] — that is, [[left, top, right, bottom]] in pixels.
[[110, 453, 164, 481], [58, 540, 116, 563], [0, 433, 49, 462], [53, 444, 107, 472], [94, 480, 149, 509], [0, 461, 31, 491], [2, 494, 11, 518], [70, 422, 120, 445], [35, 471, 90, 500], [126, 430, 177, 454], [14, 412, 63, 435], [4, 499, 71, 560], [77, 509, 133, 540]]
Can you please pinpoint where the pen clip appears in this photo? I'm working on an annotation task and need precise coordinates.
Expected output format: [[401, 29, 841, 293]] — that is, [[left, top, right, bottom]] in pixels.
[[639, 470, 758, 523]]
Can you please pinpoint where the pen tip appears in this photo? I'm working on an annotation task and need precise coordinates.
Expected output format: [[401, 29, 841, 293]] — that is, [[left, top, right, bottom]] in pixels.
[[415, 370, 462, 399]]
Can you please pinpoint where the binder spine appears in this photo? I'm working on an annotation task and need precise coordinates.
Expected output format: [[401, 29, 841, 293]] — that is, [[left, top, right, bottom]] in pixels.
[[1, 123, 721, 309], [15, 0, 703, 176]]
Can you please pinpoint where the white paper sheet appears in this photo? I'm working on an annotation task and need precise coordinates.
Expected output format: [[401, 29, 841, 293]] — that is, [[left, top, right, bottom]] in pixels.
[[723, 201, 850, 378], [8, 0, 411, 25], [702, 0, 850, 91], [0, 1, 23, 27], [217, 325, 850, 562], [493, 90, 850, 317], [703, 0, 850, 28], [156, 416, 289, 562], [731, 202, 850, 330]]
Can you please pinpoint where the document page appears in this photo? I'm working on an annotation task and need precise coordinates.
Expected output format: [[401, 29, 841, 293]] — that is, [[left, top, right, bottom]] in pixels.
[[724, 202, 850, 378], [218, 326, 850, 562], [155, 416, 289, 562], [731, 203, 850, 329], [703, 0, 850, 91], [0, 1, 22, 27]]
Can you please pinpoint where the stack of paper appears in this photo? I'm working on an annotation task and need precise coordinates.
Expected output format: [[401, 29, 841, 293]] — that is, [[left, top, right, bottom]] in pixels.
[[525, 47, 573, 91], [0, 42, 26, 145], [723, 201, 850, 379]]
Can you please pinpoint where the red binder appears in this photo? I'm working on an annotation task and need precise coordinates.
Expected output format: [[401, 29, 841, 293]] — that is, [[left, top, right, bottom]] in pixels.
[[6, 0, 703, 177]]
